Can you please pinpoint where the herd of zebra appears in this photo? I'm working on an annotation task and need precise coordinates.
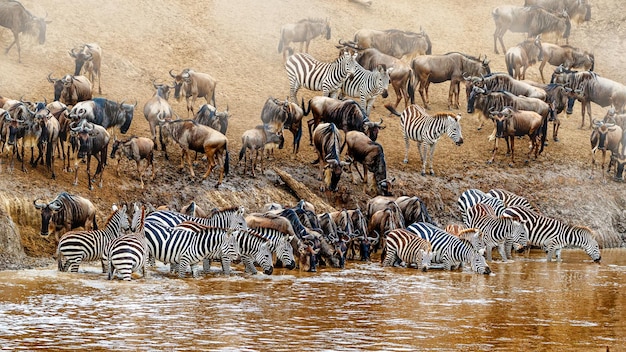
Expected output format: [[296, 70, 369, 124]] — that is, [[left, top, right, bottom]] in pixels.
[[53, 186, 601, 281]]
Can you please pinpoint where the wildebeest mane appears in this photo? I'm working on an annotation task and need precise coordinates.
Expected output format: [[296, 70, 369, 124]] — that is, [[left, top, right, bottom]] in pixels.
[[321, 123, 341, 161]]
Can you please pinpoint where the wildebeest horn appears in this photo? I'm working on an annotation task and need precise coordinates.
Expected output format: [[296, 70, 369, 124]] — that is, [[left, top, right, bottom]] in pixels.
[[47, 73, 57, 83], [152, 80, 159, 89], [169, 69, 177, 78], [49, 200, 62, 211], [68, 48, 77, 58], [33, 198, 47, 209], [133, 99, 138, 107]]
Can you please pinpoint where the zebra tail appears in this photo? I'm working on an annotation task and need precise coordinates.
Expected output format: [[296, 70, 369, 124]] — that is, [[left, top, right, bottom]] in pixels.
[[93, 217, 98, 231], [505, 53, 514, 77], [224, 149, 230, 176], [385, 104, 402, 117]]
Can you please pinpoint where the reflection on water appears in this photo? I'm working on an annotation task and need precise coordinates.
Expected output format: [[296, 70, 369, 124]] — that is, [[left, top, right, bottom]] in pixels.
[[0, 249, 624, 351]]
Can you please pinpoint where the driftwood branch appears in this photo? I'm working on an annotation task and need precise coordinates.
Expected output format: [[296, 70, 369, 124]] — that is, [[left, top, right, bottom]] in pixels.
[[272, 167, 337, 213]]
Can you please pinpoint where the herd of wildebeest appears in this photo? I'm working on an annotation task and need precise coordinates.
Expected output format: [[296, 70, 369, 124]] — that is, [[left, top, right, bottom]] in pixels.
[[0, 0, 617, 278]]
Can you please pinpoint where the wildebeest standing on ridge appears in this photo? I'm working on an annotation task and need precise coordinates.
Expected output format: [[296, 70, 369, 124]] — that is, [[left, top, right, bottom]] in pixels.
[[170, 69, 217, 118], [0, 0, 50, 63], [340, 28, 432, 61], [69, 43, 102, 94], [278, 18, 331, 62]]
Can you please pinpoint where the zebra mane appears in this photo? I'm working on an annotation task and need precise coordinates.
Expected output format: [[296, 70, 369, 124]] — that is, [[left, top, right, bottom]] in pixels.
[[244, 228, 271, 242], [104, 206, 122, 226], [208, 206, 241, 216], [430, 112, 459, 120], [572, 225, 594, 234]]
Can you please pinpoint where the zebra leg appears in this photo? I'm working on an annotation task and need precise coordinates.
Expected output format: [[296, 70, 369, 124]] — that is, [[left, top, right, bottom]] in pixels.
[[403, 134, 410, 164], [220, 257, 232, 276], [381, 248, 397, 267], [496, 243, 508, 262], [242, 256, 258, 275], [427, 143, 436, 176]]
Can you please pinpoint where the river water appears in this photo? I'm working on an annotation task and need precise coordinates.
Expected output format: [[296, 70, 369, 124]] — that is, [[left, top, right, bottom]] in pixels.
[[0, 249, 624, 351]]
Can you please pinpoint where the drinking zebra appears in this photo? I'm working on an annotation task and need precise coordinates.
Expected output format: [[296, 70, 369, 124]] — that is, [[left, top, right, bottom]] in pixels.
[[385, 103, 463, 176], [57, 205, 130, 273], [502, 206, 601, 262], [457, 188, 506, 226], [406, 222, 491, 274], [487, 188, 540, 213], [285, 51, 358, 103], [234, 228, 275, 275], [104, 203, 149, 281], [381, 228, 432, 271], [250, 227, 297, 270], [466, 203, 529, 261], [340, 63, 391, 117]]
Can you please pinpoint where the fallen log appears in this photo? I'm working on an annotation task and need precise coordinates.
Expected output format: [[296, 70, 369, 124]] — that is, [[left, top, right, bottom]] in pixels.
[[272, 167, 337, 213]]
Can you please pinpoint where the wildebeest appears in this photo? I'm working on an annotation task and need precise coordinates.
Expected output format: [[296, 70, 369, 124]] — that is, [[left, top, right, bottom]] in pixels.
[[260, 96, 292, 135], [524, 0, 591, 24], [170, 69, 217, 118], [345, 130, 391, 196], [341, 28, 432, 60], [411, 52, 491, 109], [369, 195, 435, 226], [47, 73, 92, 106], [488, 106, 545, 166], [33, 192, 98, 240], [69, 43, 102, 94], [368, 202, 405, 252], [355, 48, 415, 110], [277, 18, 331, 62], [538, 43, 594, 83], [238, 125, 284, 177], [109, 136, 155, 189], [590, 120, 623, 183], [158, 118, 229, 187], [194, 103, 230, 135], [69, 98, 135, 137], [45, 101, 71, 163], [540, 83, 576, 141], [312, 122, 349, 192], [492, 5, 571, 54], [143, 82, 175, 156], [505, 36, 542, 80], [70, 120, 110, 190], [32, 104, 60, 179], [464, 72, 547, 103], [0, 0, 49, 63]]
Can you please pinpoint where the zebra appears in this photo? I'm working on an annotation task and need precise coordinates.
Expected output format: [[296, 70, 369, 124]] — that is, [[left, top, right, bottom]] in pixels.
[[340, 62, 391, 117], [487, 188, 540, 213], [145, 206, 247, 229], [143, 220, 241, 277], [285, 50, 358, 103], [406, 222, 491, 274], [502, 206, 601, 262], [250, 227, 297, 270], [57, 205, 130, 273], [466, 203, 529, 261], [457, 188, 506, 226], [386, 103, 463, 176], [104, 203, 149, 281], [381, 228, 432, 271], [235, 228, 275, 275]]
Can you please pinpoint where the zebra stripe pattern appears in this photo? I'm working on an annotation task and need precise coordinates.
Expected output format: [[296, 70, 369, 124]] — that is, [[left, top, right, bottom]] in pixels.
[[487, 188, 540, 213], [236, 228, 275, 275], [406, 222, 491, 274], [145, 206, 247, 229], [457, 189, 506, 227], [396, 104, 464, 175], [104, 204, 149, 281], [467, 203, 529, 261], [285, 51, 357, 102], [251, 227, 296, 270], [57, 205, 130, 273], [502, 206, 601, 262], [341, 63, 390, 116], [382, 228, 432, 271]]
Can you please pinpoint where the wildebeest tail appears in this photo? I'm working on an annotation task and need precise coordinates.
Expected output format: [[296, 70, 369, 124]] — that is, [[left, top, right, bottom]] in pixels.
[[539, 112, 548, 155], [385, 104, 402, 117], [424, 33, 432, 55], [505, 53, 514, 77], [302, 98, 311, 116], [224, 148, 230, 176], [238, 142, 246, 162], [407, 70, 415, 105]]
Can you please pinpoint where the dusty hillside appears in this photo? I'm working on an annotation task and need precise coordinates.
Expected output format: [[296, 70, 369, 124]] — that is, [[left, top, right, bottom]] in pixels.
[[0, 0, 625, 260]]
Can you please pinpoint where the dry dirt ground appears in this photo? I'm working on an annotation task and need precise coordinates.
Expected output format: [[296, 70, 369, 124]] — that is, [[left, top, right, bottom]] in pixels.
[[1, 0, 626, 261]]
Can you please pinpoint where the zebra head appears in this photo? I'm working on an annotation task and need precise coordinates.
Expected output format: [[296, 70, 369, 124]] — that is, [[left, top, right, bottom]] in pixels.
[[511, 220, 530, 251], [255, 242, 274, 275], [277, 236, 297, 270], [470, 250, 491, 275], [446, 113, 464, 146], [225, 227, 242, 263], [420, 249, 432, 272]]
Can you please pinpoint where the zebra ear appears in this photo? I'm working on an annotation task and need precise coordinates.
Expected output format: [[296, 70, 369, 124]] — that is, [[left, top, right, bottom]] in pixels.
[[478, 248, 486, 255], [112, 204, 118, 211]]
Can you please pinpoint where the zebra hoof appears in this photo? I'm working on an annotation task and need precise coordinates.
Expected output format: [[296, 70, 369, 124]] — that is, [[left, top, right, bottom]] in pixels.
[[421, 171, 426, 176], [403, 159, 408, 164]]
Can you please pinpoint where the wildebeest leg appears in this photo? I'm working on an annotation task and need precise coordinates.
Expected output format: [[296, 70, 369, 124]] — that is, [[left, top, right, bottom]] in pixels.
[[86, 156, 94, 190], [136, 160, 145, 189], [553, 118, 560, 142], [307, 119, 316, 146], [183, 149, 196, 178], [5, 31, 21, 63], [202, 147, 217, 180], [417, 79, 429, 109], [488, 137, 498, 164], [509, 136, 515, 167], [403, 134, 410, 164]]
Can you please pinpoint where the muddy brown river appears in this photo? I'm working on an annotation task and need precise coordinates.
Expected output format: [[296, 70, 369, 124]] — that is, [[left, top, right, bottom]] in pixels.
[[0, 249, 624, 351]]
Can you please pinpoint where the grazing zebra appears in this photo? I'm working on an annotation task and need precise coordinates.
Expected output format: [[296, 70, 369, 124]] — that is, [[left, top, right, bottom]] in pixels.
[[457, 189, 506, 226], [105, 203, 149, 281], [341, 63, 391, 116], [406, 222, 491, 274], [285, 51, 358, 103], [487, 188, 540, 213], [381, 228, 432, 271], [251, 227, 297, 270], [502, 206, 601, 262], [57, 205, 130, 273], [235, 228, 275, 275], [143, 220, 241, 277], [467, 203, 529, 261], [386, 103, 463, 176]]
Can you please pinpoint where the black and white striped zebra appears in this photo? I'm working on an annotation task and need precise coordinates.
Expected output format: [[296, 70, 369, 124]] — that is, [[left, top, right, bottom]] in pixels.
[[104, 203, 149, 281], [386, 104, 464, 176], [457, 189, 506, 226], [487, 188, 540, 213], [57, 205, 130, 273], [466, 203, 529, 261], [145, 206, 246, 229], [381, 228, 432, 271], [406, 222, 491, 274], [341, 63, 390, 116], [502, 206, 601, 262], [235, 228, 275, 275], [285, 51, 358, 103], [144, 220, 241, 277], [250, 227, 296, 270]]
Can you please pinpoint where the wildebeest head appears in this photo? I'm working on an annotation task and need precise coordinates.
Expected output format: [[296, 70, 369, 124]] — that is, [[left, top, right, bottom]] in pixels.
[[27, 14, 50, 45], [33, 198, 62, 237], [323, 159, 349, 192], [116, 100, 136, 134], [170, 68, 191, 101], [71, 121, 96, 158], [363, 118, 385, 141], [69, 46, 92, 76], [47, 73, 64, 101], [467, 86, 486, 114]]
